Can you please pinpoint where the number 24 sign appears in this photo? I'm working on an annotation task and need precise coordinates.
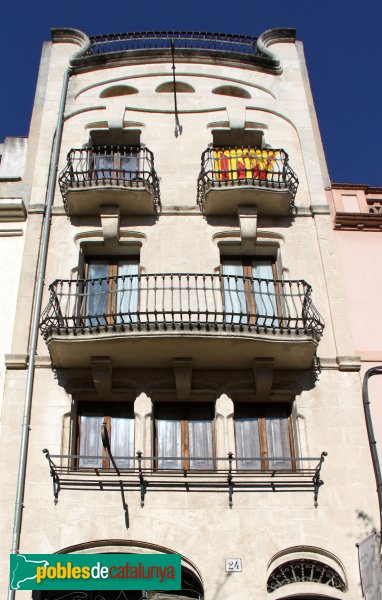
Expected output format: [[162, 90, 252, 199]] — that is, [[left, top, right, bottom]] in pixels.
[[225, 558, 242, 572]]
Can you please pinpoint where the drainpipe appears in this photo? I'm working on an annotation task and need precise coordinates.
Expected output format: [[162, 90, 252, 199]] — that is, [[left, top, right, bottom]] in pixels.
[[362, 366, 382, 539], [8, 65, 71, 600]]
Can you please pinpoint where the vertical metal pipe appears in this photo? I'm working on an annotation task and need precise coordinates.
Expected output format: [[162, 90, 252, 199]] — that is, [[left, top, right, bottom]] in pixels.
[[8, 66, 71, 600], [362, 366, 382, 539]]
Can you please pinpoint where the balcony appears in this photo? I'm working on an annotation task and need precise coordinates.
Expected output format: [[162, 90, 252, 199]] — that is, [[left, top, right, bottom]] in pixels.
[[66, 30, 294, 73], [87, 31, 258, 59], [43, 449, 328, 509], [40, 273, 324, 369], [58, 146, 160, 216], [197, 147, 298, 216]]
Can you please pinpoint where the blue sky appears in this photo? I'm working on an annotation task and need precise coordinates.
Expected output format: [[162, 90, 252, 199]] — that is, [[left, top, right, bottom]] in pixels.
[[1, 0, 381, 186]]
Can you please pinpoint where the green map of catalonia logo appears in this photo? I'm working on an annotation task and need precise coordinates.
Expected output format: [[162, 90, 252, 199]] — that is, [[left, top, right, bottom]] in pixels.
[[10, 554, 50, 590], [10, 553, 181, 591]]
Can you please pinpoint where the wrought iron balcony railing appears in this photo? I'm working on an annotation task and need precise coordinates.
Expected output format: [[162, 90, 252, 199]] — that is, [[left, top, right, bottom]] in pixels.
[[58, 145, 160, 211], [40, 273, 324, 340], [197, 147, 299, 212], [87, 31, 258, 59], [43, 449, 328, 509]]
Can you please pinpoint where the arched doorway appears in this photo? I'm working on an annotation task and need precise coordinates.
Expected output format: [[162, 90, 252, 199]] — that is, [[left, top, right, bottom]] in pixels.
[[32, 567, 203, 599]]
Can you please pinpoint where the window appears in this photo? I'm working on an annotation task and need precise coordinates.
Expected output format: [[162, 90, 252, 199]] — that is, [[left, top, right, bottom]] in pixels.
[[267, 558, 346, 592], [77, 403, 134, 469], [156, 81, 195, 93], [211, 85, 251, 99], [221, 257, 279, 326], [84, 258, 139, 326], [155, 404, 215, 470], [90, 146, 139, 182], [234, 403, 293, 470]]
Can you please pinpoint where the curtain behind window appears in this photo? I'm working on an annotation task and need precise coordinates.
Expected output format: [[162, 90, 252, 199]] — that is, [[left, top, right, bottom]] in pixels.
[[79, 414, 103, 468], [117, 260, 139, 323], [120, 150, 139, 180], [235, 415, 261, 470], [110, 407, 134, 469], [157, 417, 182, 469], [93, 150, 114, 176], [252, 260, 278, 327], [188, 418, 214, 469], [266, 415, 291, 469], [222, 260, 247, 324], [86, 261, 109, 326]]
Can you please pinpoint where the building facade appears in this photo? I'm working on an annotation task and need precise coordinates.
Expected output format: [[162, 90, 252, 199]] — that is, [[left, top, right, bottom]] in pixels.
[[328, 182, 382, 457], [0, 28, 379, 599], [0, 137, 27, 417]]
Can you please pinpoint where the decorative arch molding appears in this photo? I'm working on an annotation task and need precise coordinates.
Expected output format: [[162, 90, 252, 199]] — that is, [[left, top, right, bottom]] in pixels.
[[74, 72, 276, 101], [85, 121, 109, 130], [270, 593, 344, 600], [213, 229, 285, 256], [64, 106, 106, 123], [51, 28, 91, 61], [33, 540, 203, 600], [74, 229, 146, 254], [256, 28, 296, 73], [207, 120, 268, 131], [245, 106, 300, 136], [54, 539, 203, 588], [267, 546, 347, 595]]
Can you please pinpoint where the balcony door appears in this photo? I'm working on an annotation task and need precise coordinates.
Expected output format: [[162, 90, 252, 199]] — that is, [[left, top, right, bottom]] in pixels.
[[85, 258, 139, 326], [221, 258, 279, 326], [155, 403, 215, 470], [91, 146, 139, 181]]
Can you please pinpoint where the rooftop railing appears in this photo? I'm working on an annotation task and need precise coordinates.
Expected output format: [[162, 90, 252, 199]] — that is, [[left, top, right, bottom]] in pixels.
[[87, 31, 258, 58], [197, 147, 299, 210], [58, 145, 160, 211], [40, 273, 324, 340]]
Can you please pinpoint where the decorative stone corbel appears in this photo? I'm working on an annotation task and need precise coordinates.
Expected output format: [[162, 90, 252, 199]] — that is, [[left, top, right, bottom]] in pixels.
[[100, 205, 120, 250], [106, 104, 125, 131], [227, 107, 246, 130], [173, 358, 193, 402], [253, 358, 274, 402], [238, 205, 257, 252], [91, 356, 113, 397]]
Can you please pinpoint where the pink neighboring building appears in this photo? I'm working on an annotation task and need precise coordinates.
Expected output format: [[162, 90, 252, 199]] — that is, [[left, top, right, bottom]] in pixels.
[[328, 183, 382, 451]]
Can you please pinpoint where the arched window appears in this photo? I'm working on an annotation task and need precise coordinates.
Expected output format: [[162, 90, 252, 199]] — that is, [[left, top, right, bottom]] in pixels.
[[212, 85, 251, 99], [32, 564, 203, 600], [100, 85, 139, 98], [267, 559, 347, 593], [156, 82, 195, 93]]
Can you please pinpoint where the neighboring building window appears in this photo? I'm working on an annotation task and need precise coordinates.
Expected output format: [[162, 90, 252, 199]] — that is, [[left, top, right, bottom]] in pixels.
[[84, 258, 139, 326], [77, 403, 134, 469], [341, 193, 359, 213], [234, 403, 293, 470], [367, 198, 382, 213], [155, 403, 215, 470], [221, 257, 278, 326]]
